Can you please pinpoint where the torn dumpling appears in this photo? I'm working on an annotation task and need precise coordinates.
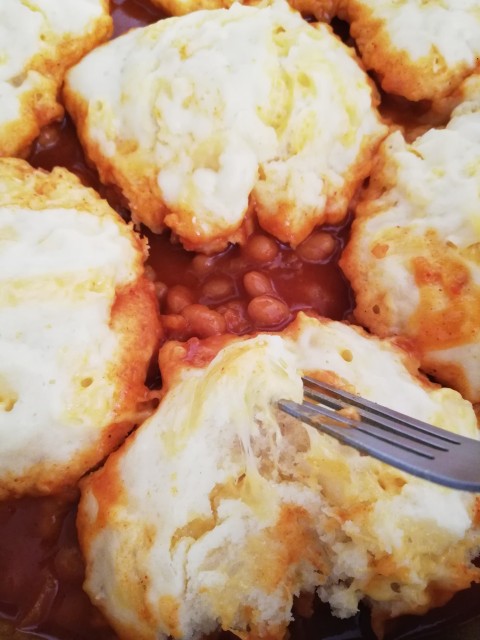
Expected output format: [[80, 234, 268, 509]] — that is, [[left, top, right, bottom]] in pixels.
[[77, 313, 479, 640], [64, 0, 386, 252], [0, 158, 161, 498], [340, 73, 480, 403], [338, 0, 480, 103], [0, 0, 112, 157]]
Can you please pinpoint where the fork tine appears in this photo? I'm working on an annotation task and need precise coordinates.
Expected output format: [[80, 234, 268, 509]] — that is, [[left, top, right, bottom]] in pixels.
[[279, 399, 435, 460], [277, 378, 480, 492], [302, 376, 461, 446], [302, 383, 450, 451]]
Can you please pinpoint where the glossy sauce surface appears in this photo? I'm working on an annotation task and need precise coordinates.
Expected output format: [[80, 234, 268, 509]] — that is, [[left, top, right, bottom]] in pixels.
[[0, 1, 478, 639]]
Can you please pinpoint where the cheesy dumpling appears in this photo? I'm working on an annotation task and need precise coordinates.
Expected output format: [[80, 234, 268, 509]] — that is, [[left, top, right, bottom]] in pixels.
[[337, 0, 480, 103], [0, 0, 112, 158], [341, 74, 480, 403], [0, 159, 161, 498], [64, 0, 386, 253], [77, 313, 479, 640]]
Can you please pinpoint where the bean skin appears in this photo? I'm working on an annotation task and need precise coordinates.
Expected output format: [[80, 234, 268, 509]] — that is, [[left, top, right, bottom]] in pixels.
[[166, 285, 195, 314], [202, 276, 234, 302], [191, 253, 215, 276], [296, 232, 336, 263], [244, 234, 279, 264], [217, 300, 250, 334], [182, 304, 227, 337], [247, 295, 290, 328], [243, 271, 273, 298]]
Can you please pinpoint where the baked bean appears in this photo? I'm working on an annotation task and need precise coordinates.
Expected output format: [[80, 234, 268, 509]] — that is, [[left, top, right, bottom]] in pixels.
[[226, 255, 248, 274], [154, 281, 168, 303], [244, 234, 279, 264], [247, 295, 290, 328], [217, 300, 250, 334], [53, 591, 92, 631], [243, 271, 273, 298], [182, 304, 226, 337], [166, 285, 195, 314], [191, 253, 215, 276], [36, 124, 60, 147], [161, 314, 190, 341], [201, 276, 234, 301], [144, 265, 157, 281], [54, 546, 85, 583], [296, 232, 336, 263], [37, 498, 67, 540]]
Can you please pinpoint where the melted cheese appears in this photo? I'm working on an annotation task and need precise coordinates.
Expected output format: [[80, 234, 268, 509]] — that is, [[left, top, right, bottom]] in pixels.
[[341, 75, 480, 402], [78, 313, 479, 640], [65, 0, 385, 250]]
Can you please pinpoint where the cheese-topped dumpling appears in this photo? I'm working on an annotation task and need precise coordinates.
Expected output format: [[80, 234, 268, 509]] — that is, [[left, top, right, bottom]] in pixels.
[[78, 313, 480, 640], [64, 0, 386, 252], [340, 75, 480, 403], [338, 0, 480, 102], [0, 0, 111, 158], [0, 159, 161, 498]]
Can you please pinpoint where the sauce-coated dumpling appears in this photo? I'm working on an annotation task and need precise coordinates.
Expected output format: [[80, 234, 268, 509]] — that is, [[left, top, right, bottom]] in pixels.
[[0, 159, 161, 498], [77, 313, 479, 640], [341, 73, 480, 403], [64, 0, 386, 253], [0, 0, 111, 157]]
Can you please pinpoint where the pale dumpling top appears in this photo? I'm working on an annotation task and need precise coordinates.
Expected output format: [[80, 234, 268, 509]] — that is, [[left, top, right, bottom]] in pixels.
[[339, 0, 480, 102], [0, 159, 160, 498], [64, 0, 386, 252], [341, 74, 480, 402]]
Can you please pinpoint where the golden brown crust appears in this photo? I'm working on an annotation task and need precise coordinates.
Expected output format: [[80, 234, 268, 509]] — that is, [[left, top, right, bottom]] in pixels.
[[254, 124, 384, 245], [288, 0, 338, 21], [340, 133, 480, 402], [62, 84, 169, 234], [0, 277, 160, 499], [0, 75, 62, 159], [339, 142, 401, 338], [149, 0, 338, 20], [344, 188, 480, 375], [149, 0, 236, 16], [64, 84, 258, 254]]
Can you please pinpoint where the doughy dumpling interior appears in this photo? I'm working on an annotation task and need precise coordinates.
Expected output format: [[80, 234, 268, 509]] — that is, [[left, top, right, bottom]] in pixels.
[[78, 313, 480, 640]]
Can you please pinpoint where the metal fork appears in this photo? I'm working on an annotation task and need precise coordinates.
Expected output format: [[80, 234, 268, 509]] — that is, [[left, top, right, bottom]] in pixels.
[[278, 376, 480, 492]]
